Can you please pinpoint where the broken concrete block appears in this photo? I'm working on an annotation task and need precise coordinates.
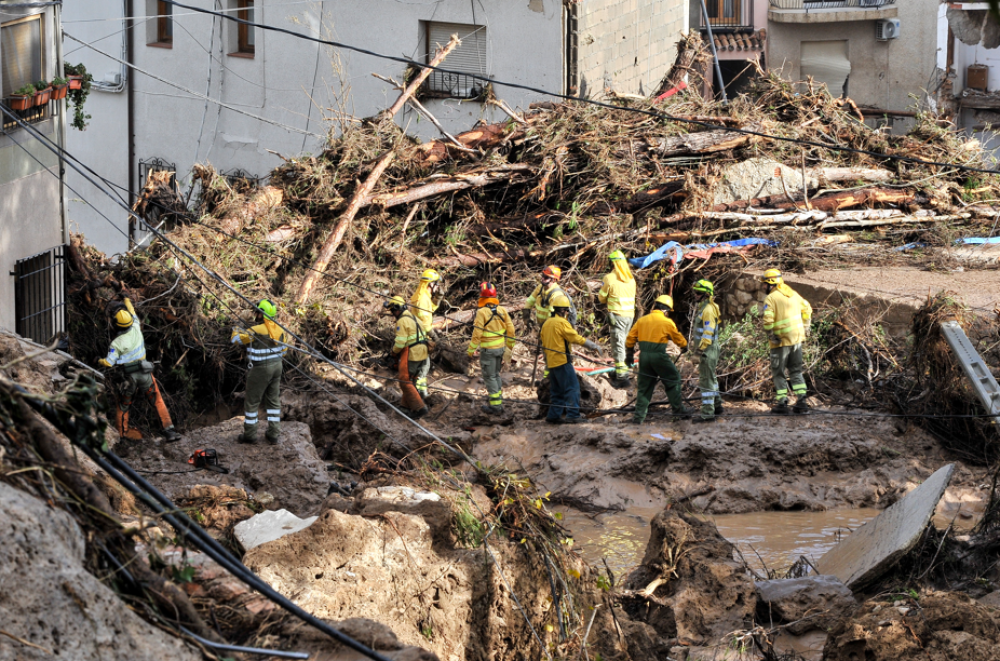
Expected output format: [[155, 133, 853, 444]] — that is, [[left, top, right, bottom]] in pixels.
[[755, 575, 857, 635], [713, 157, 817, 206], [947, 7, 987, 46], [816, 463, 954, 589], [234, 508, 318, 551]]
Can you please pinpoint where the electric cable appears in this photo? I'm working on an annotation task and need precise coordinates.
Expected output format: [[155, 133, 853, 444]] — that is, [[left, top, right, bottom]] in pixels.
[[159, 0, 1000, 177]]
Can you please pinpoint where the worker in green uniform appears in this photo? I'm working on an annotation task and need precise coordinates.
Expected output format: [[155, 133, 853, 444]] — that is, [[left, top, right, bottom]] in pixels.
[[691, 279, 723, 423], [99, 297, 181, 442], [626, 295, 692, 424], [231, 299, 288, 444], [467, 282, 516, 415]]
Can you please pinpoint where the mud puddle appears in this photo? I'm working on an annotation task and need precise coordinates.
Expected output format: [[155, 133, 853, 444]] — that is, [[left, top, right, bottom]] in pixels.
[[559, 507, 881, 576]]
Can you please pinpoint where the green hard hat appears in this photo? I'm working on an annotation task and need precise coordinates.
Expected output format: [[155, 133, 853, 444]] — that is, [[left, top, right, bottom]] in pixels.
[[609, 250, 626, 261], [692, 279, 714, 296], [257, 298, 278, 319]]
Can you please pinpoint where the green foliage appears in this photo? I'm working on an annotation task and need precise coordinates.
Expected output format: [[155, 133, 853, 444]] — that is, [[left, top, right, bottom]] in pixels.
[[52, 77, 68, 87], [453, 494, 485, 548], [34, 80, 48, 90], [171, 564, 197, 584], [14, 83, 35, 96], [63, 62, 93, 130], [716, 306, 769, 374]]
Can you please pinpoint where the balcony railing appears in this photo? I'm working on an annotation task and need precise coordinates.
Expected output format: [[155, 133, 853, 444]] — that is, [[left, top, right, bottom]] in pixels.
[[769, 0, 892, 9], [700, 0, 755, 30], [1, 95, 61, 132]]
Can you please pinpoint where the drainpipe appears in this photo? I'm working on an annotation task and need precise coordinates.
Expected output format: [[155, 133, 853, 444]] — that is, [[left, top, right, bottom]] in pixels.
[[54, 2, 68, 244], [698, 0, 728, 103], [127, 0, 136, 248]]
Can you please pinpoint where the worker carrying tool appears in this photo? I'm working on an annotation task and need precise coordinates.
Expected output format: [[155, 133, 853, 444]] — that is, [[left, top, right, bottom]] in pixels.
[[98, 296, 181, 442], [541, 292, 603, 424], [467, 282, 516, 415], [625, 295, 692, 424], [384, 295, 430, 419], [409, 269, 443, 398], [598, 250, 637, 387], [691, 279, 723, 423], [760, 268, 813, 414], [231, 299, 288, 444]]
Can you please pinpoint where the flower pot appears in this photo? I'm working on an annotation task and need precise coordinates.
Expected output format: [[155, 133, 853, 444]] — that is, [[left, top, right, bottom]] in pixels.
[[68, 75, 83, 90], [9, 94, 33, 111], [51, 84, 68, 101], [33, 87, 52, 107]]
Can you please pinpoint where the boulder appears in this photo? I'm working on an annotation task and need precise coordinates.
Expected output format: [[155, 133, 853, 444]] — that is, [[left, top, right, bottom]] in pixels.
[[755, 575, 857, 635], [0, 482, 200, 660], [712, 157, 817, 206], [132, 418, 329, 515], [622, 510, 756, 646], [234, 508, 318, 551]]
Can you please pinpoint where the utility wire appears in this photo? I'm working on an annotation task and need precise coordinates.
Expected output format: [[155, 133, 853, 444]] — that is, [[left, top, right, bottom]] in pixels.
[[160, 0, 1000, 177]]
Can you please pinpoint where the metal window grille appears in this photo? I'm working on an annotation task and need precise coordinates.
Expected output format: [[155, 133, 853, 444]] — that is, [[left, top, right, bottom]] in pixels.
[[422, 21, 488, 99], [1, 94, 60, 132], [133, 157, 177, 249], [13, 245, 67, 344], [702, 0, 754, 28], [222, 167, 260, 191]]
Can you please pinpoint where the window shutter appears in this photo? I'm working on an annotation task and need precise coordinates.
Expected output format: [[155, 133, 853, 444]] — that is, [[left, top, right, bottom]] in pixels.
[[425, 22, 486, 98], [801, 41, 851, 98], [2, 16, 43, 98]]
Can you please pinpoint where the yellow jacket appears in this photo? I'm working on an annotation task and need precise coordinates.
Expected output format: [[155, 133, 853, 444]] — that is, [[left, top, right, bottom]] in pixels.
[[540, 315, 588, 369], [525, 282, 563, 324], [410, 283, 439, 332], [694, 298, 721, 351], [393, 311, 429, 361], [626, 310, 687, 352], [468, 303, 516, 353], [762, 285, 812, 348], [598, 272, 636, 317], [231, 318, 288, 365]]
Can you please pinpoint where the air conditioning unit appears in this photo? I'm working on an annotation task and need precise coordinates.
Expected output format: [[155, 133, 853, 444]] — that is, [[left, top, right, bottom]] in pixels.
[[876, 18, 900, 41]]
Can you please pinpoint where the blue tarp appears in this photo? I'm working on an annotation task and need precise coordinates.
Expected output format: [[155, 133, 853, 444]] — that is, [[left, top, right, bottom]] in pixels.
[[628, 238, 778, 270]]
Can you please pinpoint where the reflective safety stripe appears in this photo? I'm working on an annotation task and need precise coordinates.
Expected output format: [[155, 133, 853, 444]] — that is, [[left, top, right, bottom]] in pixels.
[[765, 314, 803, 333], [606, 295, 635, 314], [489, 392, 503, 404], [266, 409, 280, 414], [792, 384, 807, 393], [267, 416, 280, 422], [245, 413, 258, 421], [248, 347, 285, 357], [115, 344, 145, 365], [775, 389, 788, 396]]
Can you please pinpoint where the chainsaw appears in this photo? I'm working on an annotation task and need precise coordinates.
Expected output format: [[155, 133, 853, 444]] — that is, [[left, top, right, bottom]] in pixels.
[[187, 448, 230, 474]]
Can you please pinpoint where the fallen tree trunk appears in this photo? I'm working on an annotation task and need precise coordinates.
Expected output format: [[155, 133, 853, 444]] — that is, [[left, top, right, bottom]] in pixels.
[[363, 165, 534, 209], [711, 186, 921, 213], [414, 123, 526, 165], [639, 122, 763, 157]]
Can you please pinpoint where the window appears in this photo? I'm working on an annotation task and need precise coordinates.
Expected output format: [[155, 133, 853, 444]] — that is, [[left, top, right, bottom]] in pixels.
[[230, 0, 255, 57], [704, 0, 744, 27], [801, 40, 850, 98], [148, 0, 172, 47], [422, 21, 487, 99], [1, 14, 43, 98]]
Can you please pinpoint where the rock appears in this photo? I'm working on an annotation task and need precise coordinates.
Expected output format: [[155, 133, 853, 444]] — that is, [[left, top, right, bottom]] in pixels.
[[755, 575, 857, 635], [0, 482, 201, 660], [978, 590, 1000, 609], [622, 510, 756, 646], [350, 486, 454, 546], [133, 418, 329, 515], [234, 508, 319, 551], [712, 157, 817, 206], [816, 463, 954, 589], [824, 591, 1000, 661]]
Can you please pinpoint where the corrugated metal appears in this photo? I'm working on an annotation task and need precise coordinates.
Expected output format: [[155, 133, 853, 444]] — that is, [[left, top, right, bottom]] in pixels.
[[427, 21, 486, 75]]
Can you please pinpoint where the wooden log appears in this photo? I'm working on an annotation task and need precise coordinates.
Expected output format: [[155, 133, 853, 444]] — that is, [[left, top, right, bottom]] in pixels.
[[295, 37, 459, 305], [414, 122, 524, 165], [711, 185, 918, 213], [656, 31, 707, 99], [643, 122, 762, 157], [362, 165, 534, 209]]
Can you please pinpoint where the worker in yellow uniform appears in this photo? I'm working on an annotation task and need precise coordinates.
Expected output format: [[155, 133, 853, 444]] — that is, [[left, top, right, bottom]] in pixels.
[[760, 268, 813, 414], [409, 269, 444, 398], [99, 296, 181, 442], [467, 282, 516, 415], [541, 292, 603, 424], [523, 265, 569, 326], [384, 296, 430, 419], [598, 250, 637, 387], [691, 279, 723, 423], [231, 299, 288, 444], [625, 295, 691, 424]]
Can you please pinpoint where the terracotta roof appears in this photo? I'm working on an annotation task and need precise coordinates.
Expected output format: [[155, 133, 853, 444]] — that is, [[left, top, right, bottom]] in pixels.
[[713, 28, 767, 52]]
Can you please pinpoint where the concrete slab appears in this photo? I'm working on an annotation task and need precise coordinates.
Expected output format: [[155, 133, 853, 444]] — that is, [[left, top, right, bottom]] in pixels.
[[234, 509, 317, 551], [816, 464, 954, 589]]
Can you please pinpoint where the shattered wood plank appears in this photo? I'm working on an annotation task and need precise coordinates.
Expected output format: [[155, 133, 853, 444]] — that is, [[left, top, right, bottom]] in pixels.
[[414, 122, 524, 165], [362, 165, 535, 209]]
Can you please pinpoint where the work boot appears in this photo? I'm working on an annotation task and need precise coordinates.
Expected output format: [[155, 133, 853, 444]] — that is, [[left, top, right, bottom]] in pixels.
[[793, 397, 811, 414], [631, 417, 645, 425], [545, 417, 563, 425], [714, 403, 725, 416], [481, 404, 504, 415], [610, 376, 631, 389], [237, 433, 257, 444], [771, 401, 791, 415], [266, 435, 279, 445], [162, 427, 182, 443], [563, 417, 586, 424], [411, 406, 430, 420], [692, 416, 716, 424], [671, 407, 693, 422]]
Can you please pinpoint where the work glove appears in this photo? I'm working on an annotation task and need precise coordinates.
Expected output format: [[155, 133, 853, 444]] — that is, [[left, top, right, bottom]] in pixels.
[[503, 347, 512, 368], [468, 348, 479, 358], [582, 340, 604, 355], [625, 347, 635, 367], [698, 338, 712, 352]]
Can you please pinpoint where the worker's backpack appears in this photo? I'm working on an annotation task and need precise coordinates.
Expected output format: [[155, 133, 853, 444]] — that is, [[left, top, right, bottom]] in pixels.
[[542, 287, 578, 327]]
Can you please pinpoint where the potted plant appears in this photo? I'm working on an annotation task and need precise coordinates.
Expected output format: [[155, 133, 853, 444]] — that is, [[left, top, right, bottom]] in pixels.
[[51, 76, 69, 100], [33, 80, 52, 107], [63, 63, 93, 130], [9, 84, 36, 110]]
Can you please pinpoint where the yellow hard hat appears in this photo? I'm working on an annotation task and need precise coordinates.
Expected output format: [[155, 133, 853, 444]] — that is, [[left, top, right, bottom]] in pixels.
[[114, 308, 134, 329], [761, 268, 783, 285], [550, 292, 572, 309], [383, 295, 406, 311], [542, 265, 562, 281], [420, 269, 441, 283], [654, 294, 673, 310]]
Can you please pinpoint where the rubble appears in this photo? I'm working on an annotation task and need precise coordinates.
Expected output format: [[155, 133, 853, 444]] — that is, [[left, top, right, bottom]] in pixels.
[[755, 575, 858, 635]]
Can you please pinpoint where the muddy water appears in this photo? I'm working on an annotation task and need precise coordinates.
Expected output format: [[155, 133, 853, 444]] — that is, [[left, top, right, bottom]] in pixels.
[[558, 507, 881, 576]]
